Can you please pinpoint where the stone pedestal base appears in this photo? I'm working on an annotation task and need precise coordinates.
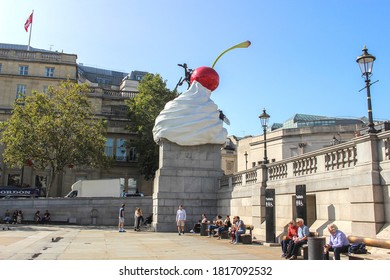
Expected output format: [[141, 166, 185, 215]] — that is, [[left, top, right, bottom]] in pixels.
[[152, 140, 223, 232]]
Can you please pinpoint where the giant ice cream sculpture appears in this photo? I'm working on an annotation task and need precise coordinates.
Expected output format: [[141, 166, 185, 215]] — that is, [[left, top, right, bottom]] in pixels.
[[153, 41, 251, 146]]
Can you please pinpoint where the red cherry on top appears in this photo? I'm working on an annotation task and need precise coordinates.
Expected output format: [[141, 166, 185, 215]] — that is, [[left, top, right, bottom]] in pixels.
[[190, 66, 219, 91]]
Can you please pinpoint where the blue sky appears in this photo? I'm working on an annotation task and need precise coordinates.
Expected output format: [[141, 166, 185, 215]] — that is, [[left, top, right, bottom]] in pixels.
[[1, 0, 390, 137]]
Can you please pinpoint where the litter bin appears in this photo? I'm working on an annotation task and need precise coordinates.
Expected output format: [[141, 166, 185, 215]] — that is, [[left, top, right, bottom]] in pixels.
[[200, 223, 208, 236], [308, 236, 326, 260]]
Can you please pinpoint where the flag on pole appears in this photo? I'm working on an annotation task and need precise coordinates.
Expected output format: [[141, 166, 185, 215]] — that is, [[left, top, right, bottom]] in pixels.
[[24, 12, 33, 32]]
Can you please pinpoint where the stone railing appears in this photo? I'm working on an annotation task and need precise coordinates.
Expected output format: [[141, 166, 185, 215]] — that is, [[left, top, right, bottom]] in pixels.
[[232, 173, 243, 186], [220, 168, 260, 188], [103, 90, 138, 99], [0, 49, 76, 64], [293, 156, 317, 176], [219, 130, 390, 188], [324, 146, 357, 170], [268, 163, 287, 180], [245, 169, 258, 185]]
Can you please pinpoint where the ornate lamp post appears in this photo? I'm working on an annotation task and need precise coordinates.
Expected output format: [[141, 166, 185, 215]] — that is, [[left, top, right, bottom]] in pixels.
[[356, 46, 377, 133], [259, 108, 270, 164], [244, 151, 248, 170]]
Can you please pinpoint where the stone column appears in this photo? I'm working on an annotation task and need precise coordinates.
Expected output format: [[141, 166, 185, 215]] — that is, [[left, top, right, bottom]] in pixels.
[[349, 134, 385, 237], [152, 139, 223, 232]]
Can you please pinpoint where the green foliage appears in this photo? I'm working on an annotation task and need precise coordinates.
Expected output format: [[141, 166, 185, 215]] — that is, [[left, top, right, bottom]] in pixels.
[[0, 80, 108, 196], [127, 74, 177, 180]]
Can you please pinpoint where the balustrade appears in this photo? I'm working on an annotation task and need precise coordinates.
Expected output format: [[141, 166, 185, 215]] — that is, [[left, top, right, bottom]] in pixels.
[[219, 131, 390, 188], [293, 156, 317, 176], [325, 146, 357, 170], [245, 170, 257, 184], [232, 173, 243, 187], [103, 90, 137, 98], [269, 163, 287, 180]]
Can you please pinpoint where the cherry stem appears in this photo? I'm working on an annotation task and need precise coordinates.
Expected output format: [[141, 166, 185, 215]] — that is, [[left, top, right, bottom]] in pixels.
[[211, 40, 251, 69]]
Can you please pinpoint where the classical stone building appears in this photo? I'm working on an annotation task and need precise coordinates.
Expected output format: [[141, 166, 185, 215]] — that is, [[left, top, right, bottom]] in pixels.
[[0, 43, 77, 194], [222, 113, 366, 174], [0, 43, 152, 196]]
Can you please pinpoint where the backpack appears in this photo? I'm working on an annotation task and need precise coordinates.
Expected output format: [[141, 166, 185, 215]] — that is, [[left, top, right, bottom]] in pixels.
[[348, 242, 367, 254]]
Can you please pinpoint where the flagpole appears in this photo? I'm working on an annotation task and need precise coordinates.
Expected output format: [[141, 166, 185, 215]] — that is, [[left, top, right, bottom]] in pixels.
[[27, 10, 34, 51]]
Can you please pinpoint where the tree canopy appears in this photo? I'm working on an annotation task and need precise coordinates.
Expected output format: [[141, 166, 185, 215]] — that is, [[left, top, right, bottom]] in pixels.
[[0, 80, 108, 197], [127, 73, 177, 180]]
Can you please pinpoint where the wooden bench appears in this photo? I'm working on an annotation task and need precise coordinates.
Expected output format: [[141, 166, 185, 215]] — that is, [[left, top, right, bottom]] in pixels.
[[238, 224, 254, 244], [344, 235, 390, 260]]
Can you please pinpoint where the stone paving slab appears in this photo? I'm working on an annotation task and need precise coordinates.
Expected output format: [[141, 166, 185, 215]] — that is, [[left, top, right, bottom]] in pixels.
[[0, 224, 285, 260]]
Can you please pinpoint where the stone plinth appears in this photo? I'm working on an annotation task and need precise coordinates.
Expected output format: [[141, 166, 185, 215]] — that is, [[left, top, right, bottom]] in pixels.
[[152, 139, 224, 232]]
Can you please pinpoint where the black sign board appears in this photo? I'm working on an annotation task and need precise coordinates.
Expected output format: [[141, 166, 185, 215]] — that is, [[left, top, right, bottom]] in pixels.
[[295, 185, 307, 223], [0, 187, 40, 197], [265, 188, 275, 243]]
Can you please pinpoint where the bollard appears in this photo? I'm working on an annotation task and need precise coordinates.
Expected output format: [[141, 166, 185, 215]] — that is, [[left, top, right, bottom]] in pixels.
[[200, 223, 208, 236], [91, 209, 98, 225], [308, 236, 326, 260]]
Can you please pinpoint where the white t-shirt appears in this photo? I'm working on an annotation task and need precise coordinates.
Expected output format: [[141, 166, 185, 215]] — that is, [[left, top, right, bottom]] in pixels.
[[176, 209, 186, 221]]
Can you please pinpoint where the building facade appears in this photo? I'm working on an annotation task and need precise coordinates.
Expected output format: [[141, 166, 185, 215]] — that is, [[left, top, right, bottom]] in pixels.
[[0, 44, 152, 197], [222, 113, 366, 174]]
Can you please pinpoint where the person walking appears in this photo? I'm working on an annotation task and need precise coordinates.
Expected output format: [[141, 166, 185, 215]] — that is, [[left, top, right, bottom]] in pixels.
[[176, 205, 186, 235], [118, 203, 126, 232], [134, 207, 144, 231]]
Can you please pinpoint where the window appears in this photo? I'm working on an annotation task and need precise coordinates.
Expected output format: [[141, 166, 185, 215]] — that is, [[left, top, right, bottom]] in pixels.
[[35, 175, 47, 189], [16, 84, 26, 99], [128, 178, 137, 193], [19, 65, 29, 75], [0, 63, 2, 73], [45, 67, 55, 77], [290, 147, 299, 157], [128, 147, 137, 161], [43, 85, 49, 93], [116, 139, 126, 161], [226, 161, 234, 173], [97, 77, 110, 85], [105, 138, 114, 157], [7, 174, 21, 187]]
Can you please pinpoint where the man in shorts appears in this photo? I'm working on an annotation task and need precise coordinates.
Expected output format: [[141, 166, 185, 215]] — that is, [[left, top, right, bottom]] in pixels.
[[176, 204, 186, 235], [118, 203, 126, 232]]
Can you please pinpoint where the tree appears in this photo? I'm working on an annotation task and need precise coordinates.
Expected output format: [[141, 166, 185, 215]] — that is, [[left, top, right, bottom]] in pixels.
[[0, 80, 108, 197], [127, 74, 177, 180]]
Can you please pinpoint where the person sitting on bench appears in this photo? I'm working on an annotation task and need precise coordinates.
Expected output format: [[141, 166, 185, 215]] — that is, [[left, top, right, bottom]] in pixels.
[[41, 210, 51, 223], [232, 216, 246, 245], [323, 223, 349, 260], [190, 213, 207, 233], [208, 215, 223, 237], [34, 211, 41, 223], [285, 218, 309, 260], [281, 220, 298, 258], [217, 215, 232, 240]]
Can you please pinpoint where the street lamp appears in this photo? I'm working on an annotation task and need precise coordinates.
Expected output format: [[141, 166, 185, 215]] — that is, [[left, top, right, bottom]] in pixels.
[[356, 45, 377, 133], [259, 108, 270, 164], [244, 151, 248, 170]]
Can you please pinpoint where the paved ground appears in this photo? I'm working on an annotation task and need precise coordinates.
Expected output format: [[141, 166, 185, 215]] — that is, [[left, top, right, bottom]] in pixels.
[[0, 224, 286, 260]]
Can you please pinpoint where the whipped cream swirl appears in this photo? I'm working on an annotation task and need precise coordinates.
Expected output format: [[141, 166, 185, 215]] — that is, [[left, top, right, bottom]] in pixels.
[[153, 81, 227, 146]]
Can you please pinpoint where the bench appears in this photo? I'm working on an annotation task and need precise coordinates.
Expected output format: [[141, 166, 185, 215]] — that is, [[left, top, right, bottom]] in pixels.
[[207, 226, 230, 239], [344, 235, 390, 260], [21, 217, 71, 225], [238, 224, 254, 244]]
